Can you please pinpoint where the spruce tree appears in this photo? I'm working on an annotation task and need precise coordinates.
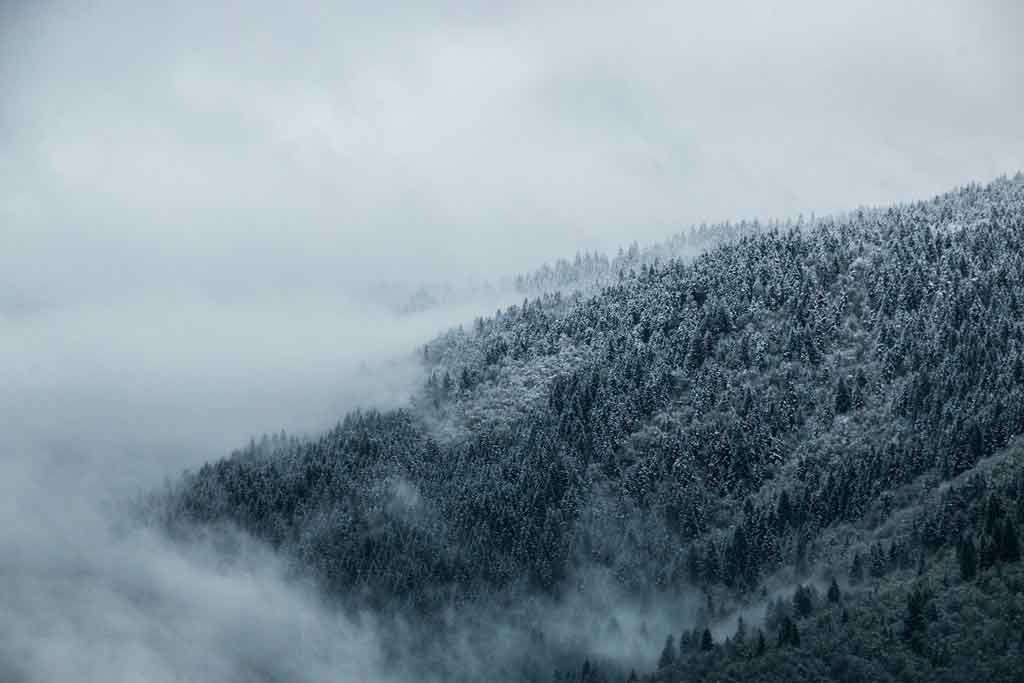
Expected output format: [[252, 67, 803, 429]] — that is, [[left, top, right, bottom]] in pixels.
[[904, 587, 928, 655], [980, 534, 998, 570], [850, 552, 864, 585], [658, 635, 676, 669], [794, 584, 813, 617], [905, 587, 927, 636], [701, 628, 714, 652], [835, 376, 852, 414], [827, 577, 841, 604], [869, 543, 888, 578], [778, 616, 800, 647], [734, 615, 747, 646], [958, 536, 978, 581], [1001, 519, 1021, 562]]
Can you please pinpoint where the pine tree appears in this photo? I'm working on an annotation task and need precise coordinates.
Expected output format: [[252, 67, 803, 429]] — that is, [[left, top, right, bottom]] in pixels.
[[777, 491, 793, 529], [793, 584, 813, 617], [869, 543, 887, 578], [677, 630, 691, 656], [795, 535, 810, 576], [905, 587, 927, 634], [1001, 518, 1021, 562], [827, 577, 841, 604], [778, 616, 800, 647], [701, 628, 714, 651], [727, 524, 749, 587], [980, 534, 998, 570], [852, 367, 868, 408], [985, 496, 1003, 536], [958, 535, 978, 581], [904, 587, 928, 654], [755, 630, 766, 656], [658, 635, 677, 669], [967, 422, 985, 464], [835, 376, 852, 414], [850, 552, 864, 585], [734, 615, 747, 646], [686, 333, 706, 370]]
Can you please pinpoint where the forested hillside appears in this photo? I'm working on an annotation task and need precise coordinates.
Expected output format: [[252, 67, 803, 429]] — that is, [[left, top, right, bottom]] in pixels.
[[158, 174, 1024, 681], [366, 219, 766, 317]]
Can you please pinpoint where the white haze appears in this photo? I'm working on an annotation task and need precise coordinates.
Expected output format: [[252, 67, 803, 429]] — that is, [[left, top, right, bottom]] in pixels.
[[1, 0, 1022, 680], [0, 292, 511, 682], [0, 482, 393, 683]]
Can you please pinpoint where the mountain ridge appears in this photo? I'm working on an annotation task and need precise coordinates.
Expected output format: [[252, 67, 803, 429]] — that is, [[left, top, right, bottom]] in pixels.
[[159, 173, 1024, 681]]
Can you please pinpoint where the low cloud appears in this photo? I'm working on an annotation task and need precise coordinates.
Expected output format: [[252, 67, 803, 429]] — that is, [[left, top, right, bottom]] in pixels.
[[0, 457, 393, 683], [1, 0, 1021, 679], [0, 288, 515, 682]]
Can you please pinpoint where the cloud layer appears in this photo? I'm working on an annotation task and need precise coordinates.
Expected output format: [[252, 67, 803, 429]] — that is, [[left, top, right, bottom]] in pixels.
[[1, 1, 1021, 680], [3, 1, 1021, 299]]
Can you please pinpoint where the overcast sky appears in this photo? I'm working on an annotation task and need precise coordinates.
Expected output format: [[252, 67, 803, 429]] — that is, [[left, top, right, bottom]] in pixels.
[[3, 0, 1021, 306], [1, 3, 1021, 680], [2, 0, 1022, 471]]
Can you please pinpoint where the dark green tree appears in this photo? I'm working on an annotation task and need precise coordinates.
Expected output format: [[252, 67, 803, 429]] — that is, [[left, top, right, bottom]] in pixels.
[[980, 534, 998, 570], [958, 535, 978, 581], [777, 491, 793, 529], [869, 543, 887, 578], [734, 615, 747, 646], [968, 422, 985, 464], [1001, 518, 1021, 562], [793, 584, 813, 617], [658, 635, 676, 669], [686, 333, 706, 370], [777, 616, 800, 647], [904, 587, 929, 654], [827, 577, 841, 604], [850, 552, 864, 585], [835, 376, 852, 414]]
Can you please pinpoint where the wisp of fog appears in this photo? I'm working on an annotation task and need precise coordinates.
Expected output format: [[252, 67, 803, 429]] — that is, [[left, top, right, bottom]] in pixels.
[[1, 0, 1021, 680]]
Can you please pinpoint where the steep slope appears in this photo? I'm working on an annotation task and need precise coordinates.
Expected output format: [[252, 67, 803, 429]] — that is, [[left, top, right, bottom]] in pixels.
[[159, 174, 1024, 681], [646, 439, 1024, 683]]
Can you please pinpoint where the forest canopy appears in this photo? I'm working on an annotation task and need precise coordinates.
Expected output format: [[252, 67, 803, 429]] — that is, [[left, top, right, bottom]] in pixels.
[[159, 175, 1024, 682]]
